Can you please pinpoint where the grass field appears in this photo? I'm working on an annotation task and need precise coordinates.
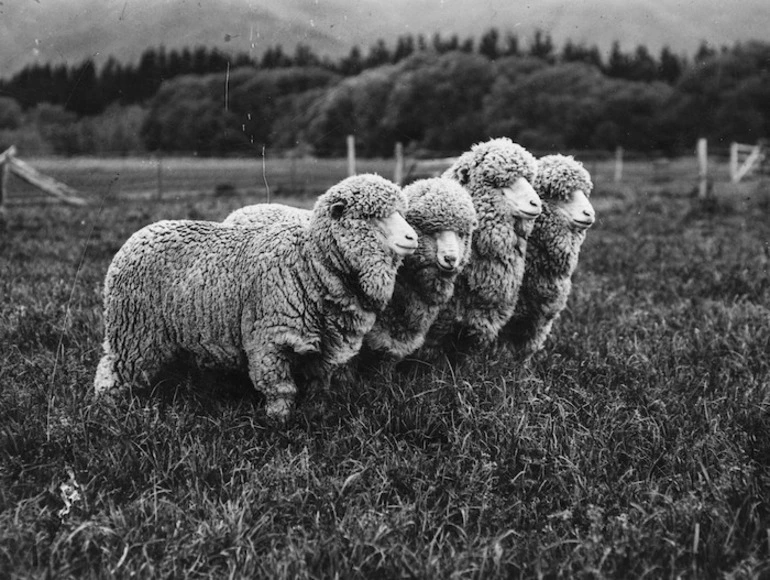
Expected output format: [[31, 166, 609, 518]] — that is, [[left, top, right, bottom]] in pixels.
[[1, 156, 769, 578]]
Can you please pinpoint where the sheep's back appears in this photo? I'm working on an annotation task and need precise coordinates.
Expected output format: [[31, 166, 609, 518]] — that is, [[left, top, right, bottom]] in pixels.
[[103, 219, 306, 368]]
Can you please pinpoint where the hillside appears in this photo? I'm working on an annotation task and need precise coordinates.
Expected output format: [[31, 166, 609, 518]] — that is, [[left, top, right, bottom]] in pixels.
[[1, 0, 769, 74]]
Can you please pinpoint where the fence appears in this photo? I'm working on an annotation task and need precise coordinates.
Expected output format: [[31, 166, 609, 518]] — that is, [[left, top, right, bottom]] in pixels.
[[1, 138, 765, 212], [0, 146, 87, 222]]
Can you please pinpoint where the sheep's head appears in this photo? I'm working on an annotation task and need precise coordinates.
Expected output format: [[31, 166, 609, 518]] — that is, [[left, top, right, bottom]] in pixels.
[[535, 155, 595, 231], [311, 174, 417, 310], [444, 137, 541, 222], [313, 173, 417, 258], [402, 178, 478, 277]]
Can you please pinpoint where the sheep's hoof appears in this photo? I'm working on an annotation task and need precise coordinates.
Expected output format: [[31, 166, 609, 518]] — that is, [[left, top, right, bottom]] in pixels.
[[264, 382, 297, 424], [265, 398, 293, 423]]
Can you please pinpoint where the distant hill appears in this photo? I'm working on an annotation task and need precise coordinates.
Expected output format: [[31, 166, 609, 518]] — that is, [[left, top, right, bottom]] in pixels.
[[2, 0, 769, 75]]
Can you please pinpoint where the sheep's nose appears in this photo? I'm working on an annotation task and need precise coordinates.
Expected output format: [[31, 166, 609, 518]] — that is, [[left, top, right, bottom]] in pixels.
[[405, 231, 416, 241], [584, 208, 595, 218], [439, 255, 458, 271]]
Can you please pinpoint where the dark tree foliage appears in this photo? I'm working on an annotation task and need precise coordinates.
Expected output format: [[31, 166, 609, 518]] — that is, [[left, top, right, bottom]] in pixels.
[[479, 28, 501, 60], [529, 30, 555, 63], [658, 46, 683, 83], [339, 46, 365, 76], [393, 35, 416, 62], [561, 40, 603, 69], [142, 66, 340, 154], [365, 40, 392, 69], [0, 31, 767, 156], [503, 33, 520, 57]]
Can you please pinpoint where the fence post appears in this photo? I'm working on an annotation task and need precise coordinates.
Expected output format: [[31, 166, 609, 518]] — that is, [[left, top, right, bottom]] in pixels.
[[394, 142, 404, 185], [614, 146, 623, 182], [697, 138, 708, 198], [347, 135, 356, 177], [729, 142, 739, 183], [0, 146, 16, 225], [0, 154, 8, 210], [156, 152, 163, 200], [0, 154, 8, 225]]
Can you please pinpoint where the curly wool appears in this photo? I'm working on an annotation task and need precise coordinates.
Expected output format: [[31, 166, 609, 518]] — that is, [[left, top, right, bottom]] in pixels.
[[360, 177, 477, 363], [94, 174, 408, 420], [533, 154, 593, 202], [499, 154, 594, 360], [419, 138, 538, 357], [224, 203, 310, 227]]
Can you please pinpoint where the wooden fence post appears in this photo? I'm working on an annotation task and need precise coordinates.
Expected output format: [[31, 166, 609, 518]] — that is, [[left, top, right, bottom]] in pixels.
[[614, 146, 623, 182], [729, 142, 739, 183], [347, 135, 356, 177], [0, 148, 10, 223], [156, 152, 164, 200], [394, 142, 404, 185], [697, 138, 709, 198]]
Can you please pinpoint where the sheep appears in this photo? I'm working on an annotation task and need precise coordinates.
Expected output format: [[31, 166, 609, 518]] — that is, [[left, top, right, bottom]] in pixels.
[[223, 203, 309, 228], [357, 177, 477, 367], [417, 137, 542, 361], [225, 177, 478, 367], [93, 174, 418, 422], [498, 154, 595, 361]]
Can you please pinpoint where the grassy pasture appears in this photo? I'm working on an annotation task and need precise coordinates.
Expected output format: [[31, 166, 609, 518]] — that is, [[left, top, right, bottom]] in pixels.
[[1, 156, 769, 578]]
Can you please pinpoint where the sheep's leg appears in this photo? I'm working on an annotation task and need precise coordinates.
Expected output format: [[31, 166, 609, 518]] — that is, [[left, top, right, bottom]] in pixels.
[[94, 339, 167, 395], [246, 347, 297, 422], [93, 342, 119, 395]]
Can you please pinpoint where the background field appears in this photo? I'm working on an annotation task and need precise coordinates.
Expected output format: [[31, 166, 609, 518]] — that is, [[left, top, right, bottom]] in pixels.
[[1, 157, 769, 578]]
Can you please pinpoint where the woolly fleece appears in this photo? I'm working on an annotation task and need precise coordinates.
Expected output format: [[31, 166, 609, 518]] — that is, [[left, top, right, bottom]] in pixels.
[[94, 174, 408, 421], [360, 177, 477, 363], [223, 203, 310, 228], [419, 137, 538, 357], [499, 154, 594, 360]]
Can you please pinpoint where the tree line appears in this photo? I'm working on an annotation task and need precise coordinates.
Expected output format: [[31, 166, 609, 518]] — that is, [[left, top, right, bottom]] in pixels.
[[1, 29, 690, 116], [0, 30, 767, 157]]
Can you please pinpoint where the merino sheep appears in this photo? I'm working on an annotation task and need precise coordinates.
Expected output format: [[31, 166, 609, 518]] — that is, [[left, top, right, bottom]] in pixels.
[[93, 174, 418, 421], [498, 154, 595, 360], [225, 178, 478, 367], [358, 177, 477, 366], [418, 137, 541, 360]]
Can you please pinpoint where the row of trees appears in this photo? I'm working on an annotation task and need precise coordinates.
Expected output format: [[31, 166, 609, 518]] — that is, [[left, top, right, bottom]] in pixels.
[[0, 34, 767, 158], [0, 29, 693, 117]]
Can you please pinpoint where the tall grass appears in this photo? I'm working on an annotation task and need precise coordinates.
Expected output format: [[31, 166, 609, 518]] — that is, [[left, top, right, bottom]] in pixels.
[[1, 164, 768, 578]]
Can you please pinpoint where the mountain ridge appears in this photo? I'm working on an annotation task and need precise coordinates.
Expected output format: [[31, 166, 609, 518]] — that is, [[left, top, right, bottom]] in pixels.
[[1, 0, 768, 75]]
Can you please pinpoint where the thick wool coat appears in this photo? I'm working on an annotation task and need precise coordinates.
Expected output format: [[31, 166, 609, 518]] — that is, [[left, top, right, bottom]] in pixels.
[[94, 174, 407, 419], [419, 137, 538, 358], [500, 154, 594, 360], [360, 177, 477, 363]]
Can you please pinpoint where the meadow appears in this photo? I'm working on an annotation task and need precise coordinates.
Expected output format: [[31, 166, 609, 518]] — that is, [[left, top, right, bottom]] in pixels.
[[1, 155, 769, 578]]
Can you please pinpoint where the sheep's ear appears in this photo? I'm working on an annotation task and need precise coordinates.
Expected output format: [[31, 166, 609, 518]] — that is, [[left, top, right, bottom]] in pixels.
[[450, 154, 473, 185], [330, 200, 347, 219], [456, 166, 471, 185]]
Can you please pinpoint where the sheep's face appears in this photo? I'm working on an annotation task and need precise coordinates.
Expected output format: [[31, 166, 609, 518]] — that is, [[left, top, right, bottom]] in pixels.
[[552, 189, 595, 230], [433, 230, 466, 273], [375, 211, 419, 257], [502, 177, 542, 220]]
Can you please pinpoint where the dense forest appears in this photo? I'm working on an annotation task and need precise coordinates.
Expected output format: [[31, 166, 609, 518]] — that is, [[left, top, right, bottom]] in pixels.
[[0, 29, 768, 157]]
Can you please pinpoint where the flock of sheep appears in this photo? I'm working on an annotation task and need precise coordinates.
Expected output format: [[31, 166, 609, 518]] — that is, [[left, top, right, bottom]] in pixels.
[[93, 137, 596, 422]]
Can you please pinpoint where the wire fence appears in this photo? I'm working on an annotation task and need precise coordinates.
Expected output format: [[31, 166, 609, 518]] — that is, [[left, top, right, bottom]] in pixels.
[[0, 143, 759, 208]]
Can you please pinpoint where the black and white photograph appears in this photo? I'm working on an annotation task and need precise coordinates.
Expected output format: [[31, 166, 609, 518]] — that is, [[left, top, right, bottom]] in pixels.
[[1, 1, 769, 577]]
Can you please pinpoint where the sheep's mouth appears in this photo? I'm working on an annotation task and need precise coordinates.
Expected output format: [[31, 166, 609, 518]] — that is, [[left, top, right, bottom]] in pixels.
[[437, 263, 457, 273], [573, 219, 594, 229], [517, 210, 541, 219], [395, 243, 419, 254]]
